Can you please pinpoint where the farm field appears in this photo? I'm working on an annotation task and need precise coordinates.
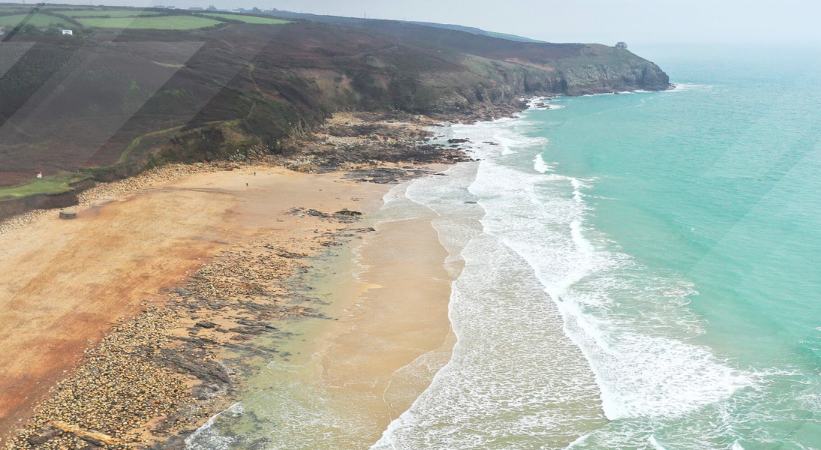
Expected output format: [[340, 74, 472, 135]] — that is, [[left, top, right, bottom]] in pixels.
[[0, 13, 70, 28], [202, 13, 290, 25], [0, 9, 290, 31], [56, 9, 163, 18], [74, 15, 222, 30]]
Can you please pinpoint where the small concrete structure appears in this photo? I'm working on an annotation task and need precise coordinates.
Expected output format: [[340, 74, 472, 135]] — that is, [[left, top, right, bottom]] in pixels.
[[615, 41, 628, 50], [59, 209, 77, 220], [61, 29, 74, 36]]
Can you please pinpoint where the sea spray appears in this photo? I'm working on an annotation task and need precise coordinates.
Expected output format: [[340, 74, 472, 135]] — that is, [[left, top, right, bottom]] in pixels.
[[534, 153, 552, 173]]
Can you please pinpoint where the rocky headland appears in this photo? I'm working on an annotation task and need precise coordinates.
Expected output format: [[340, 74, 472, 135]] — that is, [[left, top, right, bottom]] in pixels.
[[0, 11, 668, 218]]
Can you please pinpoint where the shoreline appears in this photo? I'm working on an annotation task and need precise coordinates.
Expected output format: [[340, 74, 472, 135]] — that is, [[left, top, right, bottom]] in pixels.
[[185, 195, 458, 448], [1, 163, 393, 448], [0, 111, 474, 449]]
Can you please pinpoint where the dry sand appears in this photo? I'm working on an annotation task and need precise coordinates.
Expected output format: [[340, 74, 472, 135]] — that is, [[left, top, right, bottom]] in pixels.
[[0, 165, 386, 441]]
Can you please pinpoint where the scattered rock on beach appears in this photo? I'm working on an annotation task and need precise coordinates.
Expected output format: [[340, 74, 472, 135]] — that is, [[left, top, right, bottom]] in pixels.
[[333, 209, 362, 223], [8, 196, 372, 449], [344, 167, 434, 184], [58, 210, 77, 220]]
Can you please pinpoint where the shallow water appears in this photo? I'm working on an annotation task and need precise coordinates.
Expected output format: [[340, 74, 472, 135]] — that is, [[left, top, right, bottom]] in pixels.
[[188, 46, 821, 450], [376, 46, 821, 449]]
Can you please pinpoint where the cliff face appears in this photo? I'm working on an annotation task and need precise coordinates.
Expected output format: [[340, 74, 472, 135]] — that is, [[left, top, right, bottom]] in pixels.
[[269, 21, 669, 114], [339, 20, 670, 98], [0, 19, 669, 188], [552, 44, 670, 95], [405, 49, 669, 113]]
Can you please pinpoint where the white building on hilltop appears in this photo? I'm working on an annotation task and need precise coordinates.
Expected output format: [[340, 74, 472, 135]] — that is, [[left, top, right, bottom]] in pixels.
[[61, 29, 74, 36]]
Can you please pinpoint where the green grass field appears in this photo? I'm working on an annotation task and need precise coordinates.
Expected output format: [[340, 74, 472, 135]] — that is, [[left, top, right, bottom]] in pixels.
[[0, 13, 71, 28], [56, 9, 163, 18], [75, 15, 222, 30], [203, 13, 289, 25], [0, 10, 288, 30], [0, 174, 86, 200]]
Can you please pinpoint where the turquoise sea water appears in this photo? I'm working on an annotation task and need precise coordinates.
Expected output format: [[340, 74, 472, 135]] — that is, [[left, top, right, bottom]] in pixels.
[[377, 46, 820, 449], [186, 46, 820, 449]]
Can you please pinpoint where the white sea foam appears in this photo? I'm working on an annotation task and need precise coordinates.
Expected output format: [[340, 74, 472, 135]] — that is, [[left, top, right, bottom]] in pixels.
[[575, 87, 675, 98], [185, 403, 244, 450], [581, 90, 644, 97], [466, 130, 751, 422], [374, 107, 752, 449], [382, 182, 408, 205], [527, 96, 567, 111], [374, 121, 606, 449], [534, 153, 552, 173], [528, 96, 568, 109], [668, 82, 711, 92]]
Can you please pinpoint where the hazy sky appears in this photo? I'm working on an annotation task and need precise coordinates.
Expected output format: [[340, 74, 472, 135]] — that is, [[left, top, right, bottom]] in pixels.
[[51, 0, 821, 45]]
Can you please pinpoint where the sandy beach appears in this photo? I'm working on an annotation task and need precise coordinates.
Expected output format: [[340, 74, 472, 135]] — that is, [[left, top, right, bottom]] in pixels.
[[0, 152, 459, 448], [0, 164, 395, 447], [324, 215, 455, 428], [182, 183, 457, 448]]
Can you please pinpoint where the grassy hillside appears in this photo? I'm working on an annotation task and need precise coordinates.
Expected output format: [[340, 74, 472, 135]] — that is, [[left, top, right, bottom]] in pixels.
[[0, 3, 669, 202], [267, 10, 542, 43], [72, 15, 221, 30], [0, 6, 291, 31], [202, 13, 289, 25], [0, 12, 71, 28], [58, 9, 163, 17]]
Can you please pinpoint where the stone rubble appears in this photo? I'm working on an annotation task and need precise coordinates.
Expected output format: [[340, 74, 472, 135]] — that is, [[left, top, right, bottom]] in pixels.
[[6, 203, 370, 449]]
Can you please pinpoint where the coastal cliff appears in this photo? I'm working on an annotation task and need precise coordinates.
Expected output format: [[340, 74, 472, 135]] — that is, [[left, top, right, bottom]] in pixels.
[[0, 11, 669, 212]]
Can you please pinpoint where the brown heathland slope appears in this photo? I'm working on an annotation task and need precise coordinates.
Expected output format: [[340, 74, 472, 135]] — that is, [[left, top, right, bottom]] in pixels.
[[0, 13, 668, 190]]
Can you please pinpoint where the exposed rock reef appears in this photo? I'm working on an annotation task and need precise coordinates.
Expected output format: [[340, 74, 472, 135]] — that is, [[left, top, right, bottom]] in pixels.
[[274, 112, 471, 173]]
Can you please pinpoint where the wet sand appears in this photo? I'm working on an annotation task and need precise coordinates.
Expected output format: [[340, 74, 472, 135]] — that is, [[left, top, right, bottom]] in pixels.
[[316, 215, 456, 432], [0, 165, 386, 442], [199, 194, 458, 448]]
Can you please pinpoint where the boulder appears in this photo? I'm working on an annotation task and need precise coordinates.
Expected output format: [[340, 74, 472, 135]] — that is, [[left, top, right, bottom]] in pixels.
[[59, 210, 77, 220]]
